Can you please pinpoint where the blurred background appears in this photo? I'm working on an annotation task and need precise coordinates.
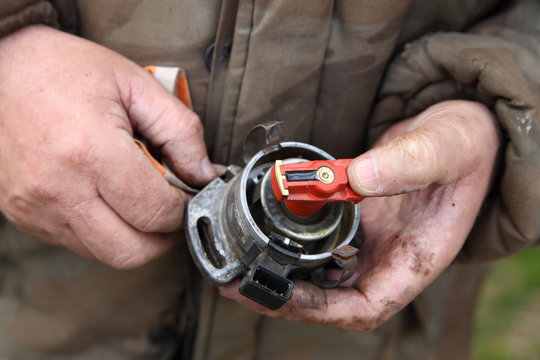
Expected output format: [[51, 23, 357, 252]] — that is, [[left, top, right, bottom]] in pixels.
[[474, 245, 540, 359]]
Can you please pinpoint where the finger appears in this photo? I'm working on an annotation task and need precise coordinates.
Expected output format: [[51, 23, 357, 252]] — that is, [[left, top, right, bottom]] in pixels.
[[348, 102, 496, 196], [116, 66, 216, 186], [68, 196, 176, 269], [213, 163, 228, 177], [95, 130, 188, 233]]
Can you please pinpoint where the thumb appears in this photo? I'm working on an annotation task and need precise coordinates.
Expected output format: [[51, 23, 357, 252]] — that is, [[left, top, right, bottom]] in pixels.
[[116, 65, 216, 186], [347, 121, 474, 197]]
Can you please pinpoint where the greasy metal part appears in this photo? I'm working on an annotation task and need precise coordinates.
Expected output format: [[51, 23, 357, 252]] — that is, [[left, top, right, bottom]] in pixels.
[[185, 165, 243, 285], [185, 142, 361, 309], [312, 245, 360, 288], [242, 121, 286, 164], [259, 165, 343, 242]]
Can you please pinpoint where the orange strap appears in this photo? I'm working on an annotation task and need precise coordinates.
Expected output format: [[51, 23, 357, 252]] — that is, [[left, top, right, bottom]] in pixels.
[[144, 66, 193, 109], [134, 140, 166, 175]]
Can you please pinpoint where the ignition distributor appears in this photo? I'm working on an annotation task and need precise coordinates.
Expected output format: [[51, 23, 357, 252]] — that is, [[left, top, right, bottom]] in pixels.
[[185, 138, 364, 310]]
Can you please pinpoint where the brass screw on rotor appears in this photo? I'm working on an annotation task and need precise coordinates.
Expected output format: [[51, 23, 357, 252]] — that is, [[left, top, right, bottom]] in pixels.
[[317, 166, 335, 184]]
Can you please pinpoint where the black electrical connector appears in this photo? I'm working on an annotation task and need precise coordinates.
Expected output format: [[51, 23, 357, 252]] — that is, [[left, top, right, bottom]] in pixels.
[[239, 253, 293, 310]]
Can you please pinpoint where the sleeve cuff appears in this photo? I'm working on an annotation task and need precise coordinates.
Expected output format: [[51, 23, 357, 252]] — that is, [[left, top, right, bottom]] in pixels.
[[370, 32, 540, 262]]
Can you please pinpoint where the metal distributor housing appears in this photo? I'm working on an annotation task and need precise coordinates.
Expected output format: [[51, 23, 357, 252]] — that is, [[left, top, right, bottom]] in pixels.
[[185, 142, 362, 310]]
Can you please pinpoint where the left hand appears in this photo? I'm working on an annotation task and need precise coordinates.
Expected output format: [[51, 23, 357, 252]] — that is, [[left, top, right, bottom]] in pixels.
[[0, 26, 216, 269], [220, 100, 500, 331]]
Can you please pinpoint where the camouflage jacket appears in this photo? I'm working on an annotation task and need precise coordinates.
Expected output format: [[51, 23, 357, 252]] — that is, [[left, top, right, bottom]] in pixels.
[[0, 1, 539, 359]]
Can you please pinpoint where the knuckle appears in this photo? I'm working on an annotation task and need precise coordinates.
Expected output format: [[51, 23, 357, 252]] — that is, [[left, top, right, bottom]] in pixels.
[[178, 110, 203, 139], [1, 197, 30, 227], [147, 102, 203, 145], [54, 133, 95, 168], [395, 131, 437, 179], [9, 176, 60, 209], [2, 195, 59, 243], [445, 121, 475, 152], [6, 192, 33, 215], [25, 178, 58, 201]]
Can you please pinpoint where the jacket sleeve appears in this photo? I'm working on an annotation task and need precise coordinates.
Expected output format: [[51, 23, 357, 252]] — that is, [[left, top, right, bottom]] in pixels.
[[369, 0, 540, 262], [0, 0, 77, 38]]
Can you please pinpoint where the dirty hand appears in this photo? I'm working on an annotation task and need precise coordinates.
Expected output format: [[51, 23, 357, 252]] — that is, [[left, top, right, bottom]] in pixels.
[[0, 25, 216, 268], [221, 100, 500, 330]]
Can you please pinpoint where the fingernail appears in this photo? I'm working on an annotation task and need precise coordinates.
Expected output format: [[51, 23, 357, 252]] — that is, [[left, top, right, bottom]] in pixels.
[[353, 157, 379, 192], [200, 156, 217, 179]]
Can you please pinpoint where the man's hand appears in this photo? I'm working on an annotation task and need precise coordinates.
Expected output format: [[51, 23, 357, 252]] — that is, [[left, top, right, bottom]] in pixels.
[[221, 100, 500, 331], [0, 25, 216, 269]]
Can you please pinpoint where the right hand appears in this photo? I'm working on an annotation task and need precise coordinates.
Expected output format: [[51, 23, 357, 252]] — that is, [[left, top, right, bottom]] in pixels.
[[0, 25, 216, 269], [222, 100, 500, 331]]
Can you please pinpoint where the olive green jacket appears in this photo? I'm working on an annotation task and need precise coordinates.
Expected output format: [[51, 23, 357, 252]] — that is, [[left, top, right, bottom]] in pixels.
[[0, 1, 538, 359]]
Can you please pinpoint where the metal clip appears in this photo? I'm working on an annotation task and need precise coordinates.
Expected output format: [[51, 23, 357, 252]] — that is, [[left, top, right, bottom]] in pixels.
[[242, 121, 286, 164], [312, 245, 359, 288]]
